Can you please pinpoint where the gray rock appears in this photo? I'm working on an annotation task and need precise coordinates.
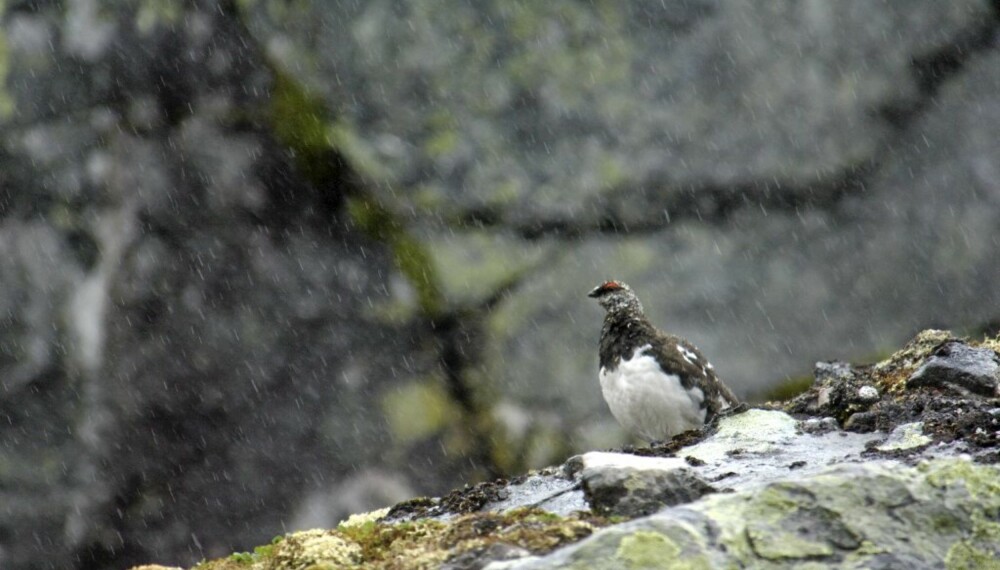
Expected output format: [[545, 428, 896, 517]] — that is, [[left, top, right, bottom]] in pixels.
[[4, 1, 1000, 568], [908, 341, 1000, 396], [857, 385, 880, 402], [876, 422, 933, 452], [573, 453, 715, 518], [797, 417, 840, 435], [0, 223, 85, 570], [245, 0, 992, 219], [443, 543, 533, 570], [490, 460, 1000, 569], [815, 361, 856, 384], [0, 3, 445, 570]]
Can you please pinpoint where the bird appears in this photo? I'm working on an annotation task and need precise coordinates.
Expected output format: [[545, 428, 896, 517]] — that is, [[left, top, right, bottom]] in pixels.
[[588, 280, 739, 442]]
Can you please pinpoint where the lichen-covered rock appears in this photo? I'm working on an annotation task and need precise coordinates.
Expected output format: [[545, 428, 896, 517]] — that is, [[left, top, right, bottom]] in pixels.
[[786, 330, 1000, 458], [7, 2, 1000, 569], [239, 0, 1000, 419], [137, 332, 1000, 570], [244, 0, 992, 219], [496, 460, 1000, 569], [178, 509, 607, 570], [267, 529, 363, 570], [0, 3, 469, 569], [441, 543, 532, 570], [875, 422, 933, 452]]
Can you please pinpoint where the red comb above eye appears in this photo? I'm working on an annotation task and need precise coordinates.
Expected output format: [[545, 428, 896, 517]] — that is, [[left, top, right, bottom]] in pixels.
[[602, 281, 621, 289]]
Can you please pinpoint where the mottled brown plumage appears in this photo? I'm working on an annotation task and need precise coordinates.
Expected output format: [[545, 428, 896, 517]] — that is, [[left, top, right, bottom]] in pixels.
[[589, 280, 739, 440]]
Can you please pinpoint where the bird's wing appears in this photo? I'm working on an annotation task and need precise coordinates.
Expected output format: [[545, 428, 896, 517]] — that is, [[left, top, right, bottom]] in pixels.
[[650, 332, 740, 416]]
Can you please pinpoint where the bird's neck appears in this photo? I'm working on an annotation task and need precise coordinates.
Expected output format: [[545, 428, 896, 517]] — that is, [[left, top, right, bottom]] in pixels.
[[599, 310, 654, 370], [603, 306, 647, 329]]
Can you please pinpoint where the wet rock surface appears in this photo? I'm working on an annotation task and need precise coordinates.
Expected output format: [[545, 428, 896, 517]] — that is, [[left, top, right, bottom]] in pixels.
[[787, 330, 1000, 458], [5, 0, 1000, 568], [570, 454, 715, 518], [908, 341, 1000, 397], [167, 329, 1000, 569], [499, 460, 1000, 570]]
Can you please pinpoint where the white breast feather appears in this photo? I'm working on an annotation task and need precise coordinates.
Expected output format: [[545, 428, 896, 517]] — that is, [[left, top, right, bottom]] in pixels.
[[599, 344, 706, 442]]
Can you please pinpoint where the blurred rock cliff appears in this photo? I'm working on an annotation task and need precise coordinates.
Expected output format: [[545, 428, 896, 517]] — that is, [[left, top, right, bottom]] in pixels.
[[1, 1, 999, 569]]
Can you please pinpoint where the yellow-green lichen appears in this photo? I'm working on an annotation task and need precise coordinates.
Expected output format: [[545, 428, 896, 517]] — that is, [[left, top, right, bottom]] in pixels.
[[945, 541, 1000, 570], [267, 529, 362, 570], [616, 531, 680, 567], [741, 487, 840, 560], [380, 379, 458, 444], [422, 110, 460, 157], [502, 1, 631, 110], [185, 508, 607, 570], [425, 230, 552, 307], [338, 507, 391, 529], [269, 68, 339, 185], [266, 65, 445, 324], [852, 540, 888, 557], [871, 329, 955, 392], [876, 422, 932, 452], [325, 119, 393, 182], [923, 460, 1000, 565], [922, 459, 1000, 505], [981, 334, 1000, 354], [565, 521, 712, 570], [0, 23, 13, 120], [136, 0, 182, 34], [598, 155, 626, 190]]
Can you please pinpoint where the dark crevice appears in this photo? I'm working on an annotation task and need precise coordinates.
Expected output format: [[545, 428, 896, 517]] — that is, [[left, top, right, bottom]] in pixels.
[[446, 12, 1000, 243], [427, 270, 539, 480], [447, 14, 1000, 243], [880, 12, 1000, 129], [430, 313, 503, 481], [447, 163, 874, 241]]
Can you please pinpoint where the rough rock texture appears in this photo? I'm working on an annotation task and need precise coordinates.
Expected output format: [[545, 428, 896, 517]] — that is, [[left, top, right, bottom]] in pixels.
[[243, 0, 1000, 415], [569, 454, 715, 518], [244, 0, 993, 217], [0, 3, 479, 569], [787, 330, 1000, 455], [908, 341, 1000, 397], [135, 330, 1000, 569], [4, 1, 1000, 569], [500, 461, 1000, 569]]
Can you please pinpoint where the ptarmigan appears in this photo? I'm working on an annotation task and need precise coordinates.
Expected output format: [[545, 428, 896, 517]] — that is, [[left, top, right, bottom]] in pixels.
[[588, 280, 739, 442]]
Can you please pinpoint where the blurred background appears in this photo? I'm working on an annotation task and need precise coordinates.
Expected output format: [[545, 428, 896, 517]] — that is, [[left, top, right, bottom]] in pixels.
[[1, 1, 999, 568]]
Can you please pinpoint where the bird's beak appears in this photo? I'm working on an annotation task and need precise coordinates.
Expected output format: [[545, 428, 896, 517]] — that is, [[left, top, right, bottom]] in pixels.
[[587, 287, 601, 298]]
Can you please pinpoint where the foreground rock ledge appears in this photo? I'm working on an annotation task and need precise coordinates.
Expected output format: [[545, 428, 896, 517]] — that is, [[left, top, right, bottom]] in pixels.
[[132, 330, 1000, 569]]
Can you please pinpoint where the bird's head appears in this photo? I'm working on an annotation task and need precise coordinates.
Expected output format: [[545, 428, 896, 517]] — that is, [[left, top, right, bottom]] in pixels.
[[588, 280, 643, 314]]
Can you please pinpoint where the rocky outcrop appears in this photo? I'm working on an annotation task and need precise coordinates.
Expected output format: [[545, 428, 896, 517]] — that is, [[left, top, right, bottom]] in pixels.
[[137, 330, 1000, 569], [4, 1, 1000, 569]]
